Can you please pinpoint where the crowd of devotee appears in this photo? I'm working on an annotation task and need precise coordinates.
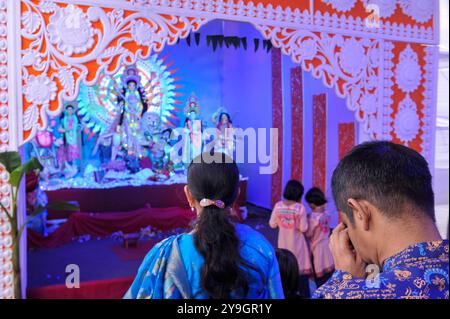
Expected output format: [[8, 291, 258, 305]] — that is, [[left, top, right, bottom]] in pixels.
[[125, 141, 449, 299]]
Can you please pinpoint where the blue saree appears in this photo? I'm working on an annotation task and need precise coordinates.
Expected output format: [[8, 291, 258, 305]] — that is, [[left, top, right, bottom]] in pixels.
[[124, 223, 285, 299]]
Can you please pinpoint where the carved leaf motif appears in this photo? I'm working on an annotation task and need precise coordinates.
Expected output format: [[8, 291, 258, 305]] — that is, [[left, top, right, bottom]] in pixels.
[[58, 68, 75, 95], [38, 0, 58, 13], [21, 11, 41, 34], [23, 104, 39, 131], [349, 84, 362, 109], [22, 50, 38, 67], [98, 46, 128, 60]]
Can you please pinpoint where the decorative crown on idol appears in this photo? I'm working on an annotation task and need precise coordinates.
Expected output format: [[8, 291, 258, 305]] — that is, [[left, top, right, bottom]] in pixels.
[[64, 102, 78, 112], [212, 106, 229, 124], [121, 64, 142, 87], [184, 92, 201, 115]]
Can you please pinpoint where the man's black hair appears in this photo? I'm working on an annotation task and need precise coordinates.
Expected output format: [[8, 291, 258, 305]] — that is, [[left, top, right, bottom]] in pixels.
[[331, 141, 435, 222]]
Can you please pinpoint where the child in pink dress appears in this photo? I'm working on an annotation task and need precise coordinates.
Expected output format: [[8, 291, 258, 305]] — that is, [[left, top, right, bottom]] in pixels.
[[305, 187, 335, 288], [270, 180, 312, 298]]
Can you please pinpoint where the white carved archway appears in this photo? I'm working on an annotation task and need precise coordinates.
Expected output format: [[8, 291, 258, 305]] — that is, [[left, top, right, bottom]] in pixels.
[[0, 0, 439, 299], [15, 0, 438, 148]]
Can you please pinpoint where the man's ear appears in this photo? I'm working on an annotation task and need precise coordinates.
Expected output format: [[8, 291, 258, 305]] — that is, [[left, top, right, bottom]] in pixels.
[[347, 198, 371, 231], [184, 185, 195, 208]]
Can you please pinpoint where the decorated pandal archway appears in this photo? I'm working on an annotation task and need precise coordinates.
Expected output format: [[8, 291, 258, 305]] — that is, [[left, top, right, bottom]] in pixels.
[[0, 0, 439, 298]]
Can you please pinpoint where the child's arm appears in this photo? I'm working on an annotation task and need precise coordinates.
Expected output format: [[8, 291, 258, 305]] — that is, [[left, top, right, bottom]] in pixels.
[[269, 205, 278, 228], [298, 205, 309, 233], [305, 215, 316, 238]]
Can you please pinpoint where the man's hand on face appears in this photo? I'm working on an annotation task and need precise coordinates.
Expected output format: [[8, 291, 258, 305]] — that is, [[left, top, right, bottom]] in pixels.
[[329, 222, 367, 278]]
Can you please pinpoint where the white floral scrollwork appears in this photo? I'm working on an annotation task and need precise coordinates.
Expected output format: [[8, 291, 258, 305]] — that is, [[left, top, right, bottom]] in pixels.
[[394, 95, 420, 144], [17, 0, 434, 145], [21, 10, 41, 34], [24, 74, 57, 108], [23, 104, 39, 131], [339, 38, 367, 76], [395, 44, 422, 93], [131, 20, 158, 46], [21, 49, 41, 68], [47, 4, 95, 56], [321, 0, 357, 12], [298, 38, 317, 61], [363, 0, 398, 18], [421, 45, 438, 163], [23, 74, 57, 133], [399, 0, 434, 23], [257, 25, 381, 137], [127, 0, 436, 44], [57, 67, 76, 96], [360, 93, 377, 114], [360, 92, 379, 134], [20, 0, 210, 141], [38, 0, 58, 13]]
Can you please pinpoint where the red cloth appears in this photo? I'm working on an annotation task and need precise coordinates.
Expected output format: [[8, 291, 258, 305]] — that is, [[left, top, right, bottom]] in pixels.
[[28, 207, 196, 249], [27, 276, 134, 299], [26, 172, 39, 193], [45, 181, 247, 218], [139, 157, 152, 169]]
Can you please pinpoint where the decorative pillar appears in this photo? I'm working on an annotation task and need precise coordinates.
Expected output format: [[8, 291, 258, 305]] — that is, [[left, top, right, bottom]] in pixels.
[[312, 93, 327, 192], [291, 66, 303, 181], [271, 48, 283, 206], [338, 123, 356, 160]]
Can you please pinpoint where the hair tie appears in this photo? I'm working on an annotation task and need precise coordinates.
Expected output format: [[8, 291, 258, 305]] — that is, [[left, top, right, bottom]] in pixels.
[[199, 198, 225, 209]]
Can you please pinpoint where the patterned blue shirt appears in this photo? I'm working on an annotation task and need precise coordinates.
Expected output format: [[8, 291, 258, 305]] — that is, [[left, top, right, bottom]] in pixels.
[[313, 240, 449, 299]]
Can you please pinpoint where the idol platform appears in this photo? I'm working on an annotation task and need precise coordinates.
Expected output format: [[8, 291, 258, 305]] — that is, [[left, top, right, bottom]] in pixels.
[[26, 173, 248, 299], [42, 173, 248, 218]]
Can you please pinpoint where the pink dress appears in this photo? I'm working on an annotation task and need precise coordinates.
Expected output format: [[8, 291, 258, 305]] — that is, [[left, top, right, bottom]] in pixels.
[[306, 212, 334, 278], [269, 201, 312, 276]]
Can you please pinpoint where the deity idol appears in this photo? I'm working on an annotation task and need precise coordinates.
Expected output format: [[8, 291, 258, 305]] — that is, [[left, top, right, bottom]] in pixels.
[[149, 128, 174, 170], [161, 128, 174, 169], [92, 107, 123, 163], [114, 64, 148, 157], [182, 93, 203, 166], [26, 125, 58, 183], [92, 130, 113, 164], [33, 129, 57, 181], [48, 116, 65, 171], [140, 111, 164, 167], [58, 104, 80, 177], [213, 108, 234, 157]]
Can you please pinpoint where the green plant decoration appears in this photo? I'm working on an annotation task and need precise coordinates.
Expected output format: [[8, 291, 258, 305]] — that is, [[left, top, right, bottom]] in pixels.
[[0, 151, 79, 299]]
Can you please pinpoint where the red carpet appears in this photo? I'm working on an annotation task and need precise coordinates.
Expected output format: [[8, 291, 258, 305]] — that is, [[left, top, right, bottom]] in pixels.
[[27, 276, 134, 299], [111, 239, 158, 261], [28, 206, 196, 249], [26, 206, 273, 299]]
